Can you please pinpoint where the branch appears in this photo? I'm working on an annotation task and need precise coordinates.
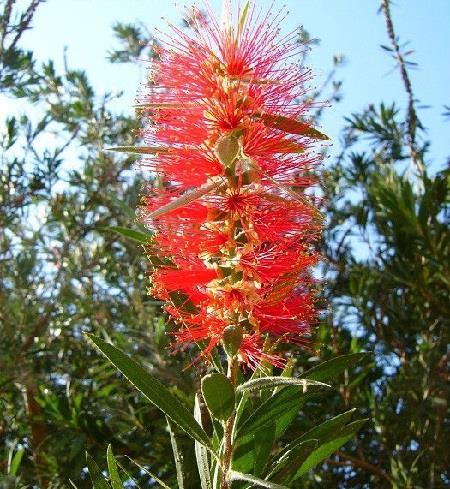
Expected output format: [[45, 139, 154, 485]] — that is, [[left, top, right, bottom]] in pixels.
[[8, 0, 44, 53], [334, 450, 393, 483], [380, 0, 424, 178]]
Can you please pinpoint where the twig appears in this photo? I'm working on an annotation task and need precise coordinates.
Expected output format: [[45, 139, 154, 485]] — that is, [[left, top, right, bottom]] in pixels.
[[380, 0, 424, 178], [334, 450, 393, 483]]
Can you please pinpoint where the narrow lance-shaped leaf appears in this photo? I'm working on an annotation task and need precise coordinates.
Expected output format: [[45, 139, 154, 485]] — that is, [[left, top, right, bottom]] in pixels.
[[256, 112, 329, 140], [143, 179, 224, 221], [86, 453, 111, 489], [125, 456, 172, 489], [299, 353, 368, 382], [9, 447, 24, 476], [237, 386, 306, 439], [269, 439, 318, 484], [104, 145, 170, 155], [275, 408, 357, 464], [86, 334, 213, 450], [108, 226, 151, 244], [294, 419, 368, 479], [239, 1, 250, 33], [268, 410, 360, 484], [236, 377, 331, 394], [229, 470, 290, 489], [106, 445, 123, 489], [194, 395, 212, 489], [167, 418, 185, 489], [233, 423, 276, 476]]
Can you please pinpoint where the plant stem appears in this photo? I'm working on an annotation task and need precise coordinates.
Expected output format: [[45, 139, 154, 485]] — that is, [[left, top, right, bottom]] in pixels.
[[220, 355, 238, 489], [380, 0, 423, 179]]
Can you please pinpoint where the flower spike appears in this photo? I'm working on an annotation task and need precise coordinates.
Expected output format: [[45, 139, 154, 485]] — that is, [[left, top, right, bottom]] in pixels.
[[137, 1, 327, 368]]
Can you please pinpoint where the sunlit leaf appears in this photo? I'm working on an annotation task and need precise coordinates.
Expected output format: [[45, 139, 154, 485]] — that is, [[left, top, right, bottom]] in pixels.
[[167, 418, 185, 489], [108, 226, 151, 244], [86, 334, 213, 450], [257, 112, 329, 139], [104, 145, 169, 154], [194, 395, 212, 489], [9, 447, 24, 476], [299, 353, 368, 382], [239, 1, 250, 32], [236, 377, 330, 394], [86, 453, 111, 489], [106, 445, 122, 489], [229, 470, 289, 489]]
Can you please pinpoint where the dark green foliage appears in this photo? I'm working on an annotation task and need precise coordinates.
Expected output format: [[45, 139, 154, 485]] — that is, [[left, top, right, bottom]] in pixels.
[[0, 2, 193, 486], [108, 22, 155, 64], [309, 100, 449, 487], [83, 347, 366, 489]]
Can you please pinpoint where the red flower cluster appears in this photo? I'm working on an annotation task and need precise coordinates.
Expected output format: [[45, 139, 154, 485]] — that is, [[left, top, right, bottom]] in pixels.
[[138, 2, 326, 367]]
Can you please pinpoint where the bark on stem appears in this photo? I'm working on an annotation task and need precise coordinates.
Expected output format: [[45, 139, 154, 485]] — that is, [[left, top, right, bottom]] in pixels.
[[220, 355, 238, 489]]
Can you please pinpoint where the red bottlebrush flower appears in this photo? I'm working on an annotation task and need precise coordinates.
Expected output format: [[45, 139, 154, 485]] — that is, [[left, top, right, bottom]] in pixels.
[[137, 1, 327, 367]]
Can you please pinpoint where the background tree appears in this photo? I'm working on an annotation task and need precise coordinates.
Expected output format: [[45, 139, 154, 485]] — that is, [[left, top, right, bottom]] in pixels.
[[302, 2, 449, 487], [0, 2, 198, 486]]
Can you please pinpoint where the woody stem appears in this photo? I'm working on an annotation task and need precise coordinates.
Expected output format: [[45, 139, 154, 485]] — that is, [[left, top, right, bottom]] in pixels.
[[220, 355, 238, 489]]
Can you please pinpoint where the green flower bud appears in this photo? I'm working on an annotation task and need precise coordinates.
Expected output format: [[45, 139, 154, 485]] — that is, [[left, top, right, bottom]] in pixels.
[[222, 325, 243, 357]]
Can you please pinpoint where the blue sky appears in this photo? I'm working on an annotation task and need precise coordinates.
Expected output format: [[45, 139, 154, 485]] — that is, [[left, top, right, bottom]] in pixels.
[[13, 0, 450, 168]]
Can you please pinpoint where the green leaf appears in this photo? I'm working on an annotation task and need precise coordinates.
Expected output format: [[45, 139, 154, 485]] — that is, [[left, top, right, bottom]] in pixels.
[[86, 453, 111, 489], [104, 145, 169, 154], [125, 456, 171, 489], [274, 140, 305, 153], [9, 447, 24, 475], [146, 180, 222, 220], [167, 418, 185, 489], [299, 353, 368, 382], [169, 290, 199, 314], [109, 194, 136, 219], [257, 113, 329, 139], [279, 409, 357, 459], [239, 1, 250, 32], [106, 445, 122, 489], [201, 373, 235, 421], [233, 423, 276, 476], [253, 424, 275, 476], [229, 470, 289, 489], [295, 419, 368, 478], [269, 439, 318, 484], [268, 410, 358, 484], [236, 377, 330, 394], [237, 386, 306, 439], [86, 334, 212, 450], [233, 361, 274, 432], [194, 395, 213, 489], [108, 226, 151, 244], [148, 255, 176, 270]]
